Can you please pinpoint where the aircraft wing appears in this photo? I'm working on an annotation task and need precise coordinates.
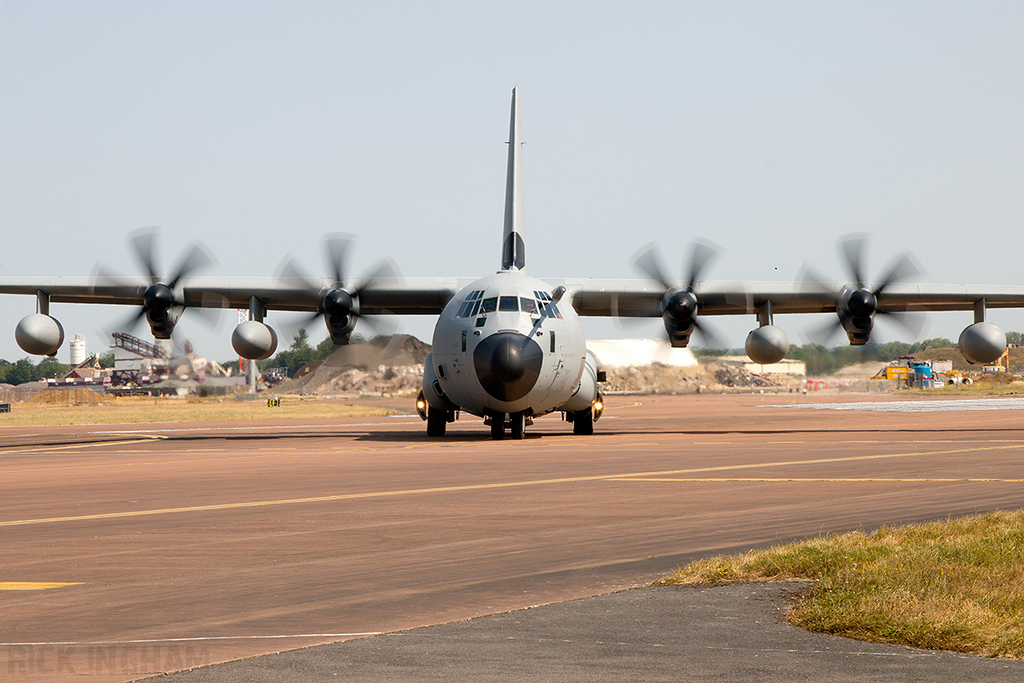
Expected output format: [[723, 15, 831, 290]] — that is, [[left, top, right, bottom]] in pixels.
[[7, 276, 1024, 317], [0, 277, 461, 315], [563, 279, 1024, 317]]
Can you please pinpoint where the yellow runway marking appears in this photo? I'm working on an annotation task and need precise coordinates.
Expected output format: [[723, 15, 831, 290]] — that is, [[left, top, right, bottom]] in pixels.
[[0, 437, 165, 455], [0, 446, 390, 475], [3, 442, 1024, 528], [2, 438, 573, 475], [0, 582, 82, 591]]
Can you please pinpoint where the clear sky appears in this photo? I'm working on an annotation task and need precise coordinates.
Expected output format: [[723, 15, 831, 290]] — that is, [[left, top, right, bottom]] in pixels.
[[2, 1, 1023, 363]]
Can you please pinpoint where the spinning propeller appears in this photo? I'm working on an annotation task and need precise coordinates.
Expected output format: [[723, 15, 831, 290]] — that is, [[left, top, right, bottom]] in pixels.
[[631, 239, 727, 349], [800, 234, 924, 346], [276, 233, 399, 345], [98, 227, 221, 339]]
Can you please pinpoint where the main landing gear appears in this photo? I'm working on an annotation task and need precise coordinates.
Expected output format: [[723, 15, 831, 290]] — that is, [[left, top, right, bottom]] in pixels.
[[565, 394, 602, 436], [418, 391, 456, 438], [569, 406, 594, 435], [426, 407, 448, 437]]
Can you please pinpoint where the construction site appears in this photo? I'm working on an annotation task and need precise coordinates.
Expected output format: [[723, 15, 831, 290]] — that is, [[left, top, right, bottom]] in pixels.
[[2, 333, 1024, 409], [0, 331, 245, 406]]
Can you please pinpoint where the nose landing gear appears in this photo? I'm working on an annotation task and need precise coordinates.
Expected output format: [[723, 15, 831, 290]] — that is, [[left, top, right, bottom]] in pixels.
[[487, 411, 530, 440]]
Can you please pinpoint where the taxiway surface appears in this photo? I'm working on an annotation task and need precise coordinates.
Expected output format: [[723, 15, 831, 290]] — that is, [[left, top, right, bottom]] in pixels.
[[3, 393, 1024, 681]]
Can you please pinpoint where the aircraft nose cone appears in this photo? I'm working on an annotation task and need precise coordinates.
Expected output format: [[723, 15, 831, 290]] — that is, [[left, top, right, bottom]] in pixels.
[[473, 331, 544, 402]]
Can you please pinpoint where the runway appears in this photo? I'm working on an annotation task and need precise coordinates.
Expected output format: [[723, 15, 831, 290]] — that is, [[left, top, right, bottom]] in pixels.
[[3, 393, 1024, 681]]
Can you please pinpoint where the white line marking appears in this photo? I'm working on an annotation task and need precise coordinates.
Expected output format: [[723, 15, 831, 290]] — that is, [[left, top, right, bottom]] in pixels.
[[98, 419, 420, 435], [0, 633, 382, 645], [764, 398, 1024, 413]]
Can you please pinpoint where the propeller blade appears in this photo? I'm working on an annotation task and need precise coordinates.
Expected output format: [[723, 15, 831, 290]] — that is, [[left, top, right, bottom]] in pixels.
[[877, 307, 927, 340], [104, 306, 149, 339], [128, 227, 160, 283], [631, 243, 673, 291], [273, 309, 327, 349], [182, 303, 223, 331], [89, 262, 147, 297], [838, 233, 868, 290], [874, 251, 922, 297], [803, 316, 844, 348], [692, 318, 728, 352], [355, 312, 399, 339], [685, 239, 721, 292], [796, 263, 840, 300], [276, 254, 325, 300], [351, 258, 399, 301], [167, 240, 216, 290], [324, 233, 355, 286]]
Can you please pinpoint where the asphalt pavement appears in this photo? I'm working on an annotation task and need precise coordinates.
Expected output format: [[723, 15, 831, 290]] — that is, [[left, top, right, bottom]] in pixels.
[[142, 582, 1024, 682]]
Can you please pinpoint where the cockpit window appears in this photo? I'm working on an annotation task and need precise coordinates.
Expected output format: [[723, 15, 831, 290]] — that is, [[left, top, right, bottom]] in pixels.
[[466, 292, 543, 319]]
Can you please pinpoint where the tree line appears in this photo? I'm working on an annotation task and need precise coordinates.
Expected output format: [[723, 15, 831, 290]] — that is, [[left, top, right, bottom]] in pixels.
[[693, 332, 1024, 376], [0, 351, 110, 386], [224, 329, 369, 379], [784, 338, 956, 376], [2, 331, 1022, 385]]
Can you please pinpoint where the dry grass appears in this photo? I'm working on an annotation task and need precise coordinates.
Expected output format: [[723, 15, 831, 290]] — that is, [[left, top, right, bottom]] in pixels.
[[0, 395, 396, 427], [656, 510, 1024, 658], [896, 378, 1024, 396]]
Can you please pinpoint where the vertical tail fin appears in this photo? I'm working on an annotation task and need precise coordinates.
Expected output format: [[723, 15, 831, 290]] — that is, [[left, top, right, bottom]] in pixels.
[[502, 87, 526, 271]]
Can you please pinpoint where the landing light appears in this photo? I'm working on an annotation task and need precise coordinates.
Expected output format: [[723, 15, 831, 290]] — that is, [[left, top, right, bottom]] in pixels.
[[415, 391, 429, 421], [593, 394, 604, 421]]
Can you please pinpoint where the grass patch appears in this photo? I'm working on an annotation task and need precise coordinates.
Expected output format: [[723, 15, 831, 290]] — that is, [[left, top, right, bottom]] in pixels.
[[0, 395, 396, 427], [895, 379, 1024, 397], [655, 510, 1024, 658]]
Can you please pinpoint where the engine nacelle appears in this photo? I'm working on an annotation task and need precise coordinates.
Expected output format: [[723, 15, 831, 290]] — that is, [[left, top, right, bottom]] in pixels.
[[958, 322, 1005, 365], [836, 288, 875, 346], [662, 289, 698, 348], [15, 313, 65, 356], [324, 314, 356, 345], [322, 288, 358, 344], [142, 283, 180, 339], [231, 321, 279, 360], [745, 325, 789, 365]]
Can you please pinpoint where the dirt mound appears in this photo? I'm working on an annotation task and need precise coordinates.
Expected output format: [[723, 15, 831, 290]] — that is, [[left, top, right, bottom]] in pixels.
[[275, 335, 784, 397], [602, 361, 782, 394], [275, 335, 430, 397]]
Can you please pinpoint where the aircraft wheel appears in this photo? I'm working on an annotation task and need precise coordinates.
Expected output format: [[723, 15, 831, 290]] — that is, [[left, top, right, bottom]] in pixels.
[[491, 414, 505, 440], [572, 407, 594, 435], [510, 411, 526, 440], [426, 408, 447, 437]]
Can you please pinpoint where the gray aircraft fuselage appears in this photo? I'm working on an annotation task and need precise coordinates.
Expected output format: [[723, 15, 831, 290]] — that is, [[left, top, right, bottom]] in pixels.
[[428, 270, 596, 419]]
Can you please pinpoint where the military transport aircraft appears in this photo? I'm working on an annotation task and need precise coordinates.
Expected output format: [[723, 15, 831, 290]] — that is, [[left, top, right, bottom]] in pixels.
[[2, 87, 1023, 439]]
